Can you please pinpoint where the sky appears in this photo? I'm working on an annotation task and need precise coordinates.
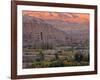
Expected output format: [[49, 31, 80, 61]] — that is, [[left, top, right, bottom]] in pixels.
[[22, 10, 89, 24]]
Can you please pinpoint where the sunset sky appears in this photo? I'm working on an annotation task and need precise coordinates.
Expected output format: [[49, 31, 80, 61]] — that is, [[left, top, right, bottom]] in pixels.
[[22, 10, 89, 24]]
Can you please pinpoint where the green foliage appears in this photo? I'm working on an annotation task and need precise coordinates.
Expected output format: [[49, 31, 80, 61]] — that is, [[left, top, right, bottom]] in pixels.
[[24, 45, 89, 68], [63, 60, 81, 66], [82, 54, 89, 62], [54, 52, 59, 60], [80, 61, 89, 66], [38, 49, 44, 61], [50, 60, 64, 67], [29, 57, 89, 68], [74, 52, 83, 62]]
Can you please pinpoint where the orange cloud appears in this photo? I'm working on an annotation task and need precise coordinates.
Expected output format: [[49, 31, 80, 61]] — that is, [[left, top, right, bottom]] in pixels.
[[22, 11, 89, 24]]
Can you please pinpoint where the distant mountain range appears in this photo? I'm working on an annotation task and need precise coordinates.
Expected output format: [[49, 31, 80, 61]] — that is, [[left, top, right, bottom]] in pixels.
[[23, 15, 89, 48]]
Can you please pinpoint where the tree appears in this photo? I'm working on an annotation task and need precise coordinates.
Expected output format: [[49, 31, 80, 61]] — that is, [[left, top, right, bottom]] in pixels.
[[74, 51, 83, 62], [39, 49, 44, 61], [54, 52, 59, 60]]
